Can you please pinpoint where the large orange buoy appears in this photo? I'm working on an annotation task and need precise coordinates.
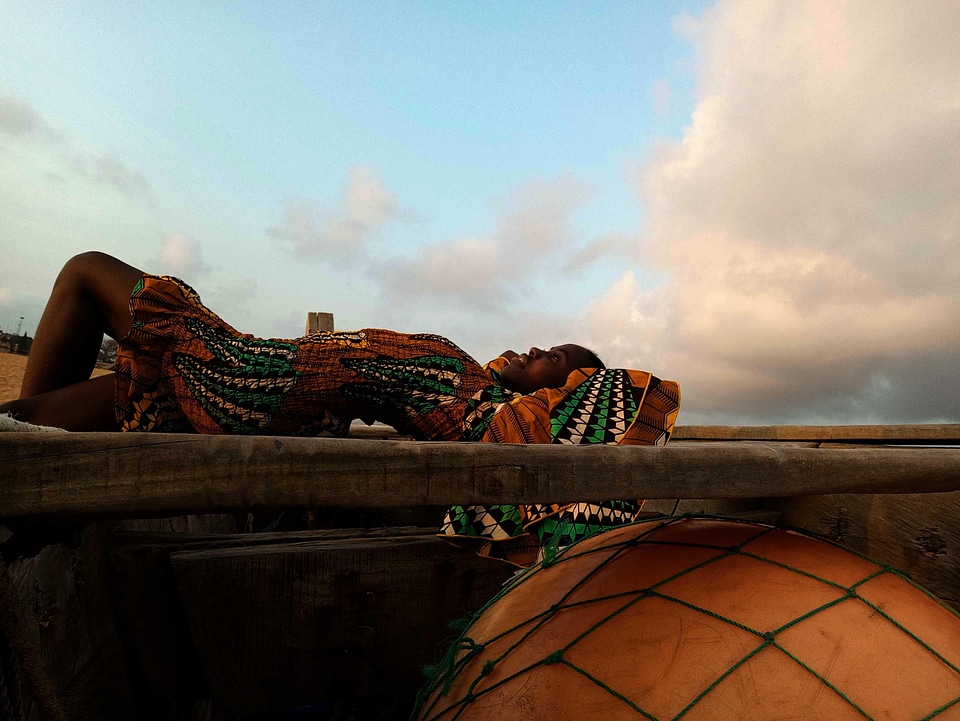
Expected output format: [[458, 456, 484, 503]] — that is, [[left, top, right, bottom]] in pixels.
[[416, 517, 960, 720]]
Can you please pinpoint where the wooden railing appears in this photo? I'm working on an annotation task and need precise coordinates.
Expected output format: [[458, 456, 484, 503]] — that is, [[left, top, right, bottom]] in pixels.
[[2, 425, 960, 521]]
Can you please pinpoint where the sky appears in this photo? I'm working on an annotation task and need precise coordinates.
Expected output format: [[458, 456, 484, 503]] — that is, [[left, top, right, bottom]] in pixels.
[[0, 1, 958, 425]]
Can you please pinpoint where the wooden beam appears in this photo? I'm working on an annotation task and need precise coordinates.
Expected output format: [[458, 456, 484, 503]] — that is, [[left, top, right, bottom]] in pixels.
[[169, 531, 514, 713], [673, 424, 960, 444], [3, 434, 960, 520], [349, 423, 960, 444]]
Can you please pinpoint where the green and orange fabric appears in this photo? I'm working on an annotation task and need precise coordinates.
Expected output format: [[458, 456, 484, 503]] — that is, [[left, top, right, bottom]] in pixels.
[[441, 357, 681, 566]]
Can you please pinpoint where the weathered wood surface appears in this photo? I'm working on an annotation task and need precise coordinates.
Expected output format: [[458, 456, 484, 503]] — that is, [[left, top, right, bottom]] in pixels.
[[3, 433, 960, 520], [769, 491, 960, 612], [171, 531, 515, 715], [4, 523, 135, 720], [108, 526, 440, 719], [674, 424, 960, 444], [350, 423, 960, 443]]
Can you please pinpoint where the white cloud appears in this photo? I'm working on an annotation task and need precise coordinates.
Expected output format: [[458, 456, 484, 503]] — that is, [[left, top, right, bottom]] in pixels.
[[157, 233, 210, 276], [562, 231, 634, 274], [267, 164, 411, 263], [388, 237, 500, 298], [87, 154, 152, 199], [0, 93, 151, 200], [0, 95, 45, 136], [381, 173, 591, 309], [202, 277, 260, 331], [590, 0, 960, 423], [342, 164, 405, 227], [492, 174, 590, 253]]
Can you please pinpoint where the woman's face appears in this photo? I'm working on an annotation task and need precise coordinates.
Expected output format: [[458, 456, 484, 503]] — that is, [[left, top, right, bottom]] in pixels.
[[498, 344, 595, 394]]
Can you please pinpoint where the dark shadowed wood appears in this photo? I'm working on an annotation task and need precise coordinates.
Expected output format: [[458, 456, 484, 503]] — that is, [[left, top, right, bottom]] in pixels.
[[108, 526, 438, 717], [171, 532, 515, 714], [4, 524, 135, 719], [769, 492, 960, 613], [674, 424, 960, 444], [639, 499, 782, 528], [4, 434, 960, 520]]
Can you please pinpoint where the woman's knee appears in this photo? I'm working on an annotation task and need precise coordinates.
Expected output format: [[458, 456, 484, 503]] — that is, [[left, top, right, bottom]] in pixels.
[[56, 251, 124, 289], [53, 252, 112, 302], [55, 252, 143, 338]]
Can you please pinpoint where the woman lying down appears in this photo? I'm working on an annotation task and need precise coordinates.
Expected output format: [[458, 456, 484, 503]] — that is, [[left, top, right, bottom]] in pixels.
[[1, 252, 681, 563]]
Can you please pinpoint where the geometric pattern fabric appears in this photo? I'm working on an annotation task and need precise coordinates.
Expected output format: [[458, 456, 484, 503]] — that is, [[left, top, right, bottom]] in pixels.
[[442, 366, 680, 565], [551, 368, 640, 445], [441, 500, 644, 567]]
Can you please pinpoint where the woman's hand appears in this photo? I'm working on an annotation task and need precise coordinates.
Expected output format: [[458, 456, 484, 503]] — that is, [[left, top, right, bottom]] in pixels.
[[498, 350, 519, 361]]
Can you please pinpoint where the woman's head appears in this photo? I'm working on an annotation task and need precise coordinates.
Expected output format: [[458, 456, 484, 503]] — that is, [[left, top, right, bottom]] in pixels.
[[499, 344, 604, 394]]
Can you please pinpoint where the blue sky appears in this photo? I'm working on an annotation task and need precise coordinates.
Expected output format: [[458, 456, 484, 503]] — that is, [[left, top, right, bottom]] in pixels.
[[2, 1, 958, 423], [0, 3, 702, 330]]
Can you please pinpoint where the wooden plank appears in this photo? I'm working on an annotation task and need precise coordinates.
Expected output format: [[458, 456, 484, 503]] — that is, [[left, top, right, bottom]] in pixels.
[[111, 525, 433, 551], [171, 533, 515, 714], [109, 535, 208, 715], [107, 526, 436, 717], [674, 424, 960, 444], [352, 423, 960, 444], [4, 434, 960, 520], [4, 523, 135, 719], [641, 498, 766, 517], [344, 423, 960, 445], [768, 492, 960, 612]]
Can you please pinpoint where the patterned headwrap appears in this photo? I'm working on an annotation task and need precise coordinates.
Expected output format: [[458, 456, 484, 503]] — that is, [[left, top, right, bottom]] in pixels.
[[441, 357, 681, 566]]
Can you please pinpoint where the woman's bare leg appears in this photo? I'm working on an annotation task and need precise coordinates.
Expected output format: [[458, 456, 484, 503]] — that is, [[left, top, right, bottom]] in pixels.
[[19, 251, 144, 398], [0, 375, 118, 430]]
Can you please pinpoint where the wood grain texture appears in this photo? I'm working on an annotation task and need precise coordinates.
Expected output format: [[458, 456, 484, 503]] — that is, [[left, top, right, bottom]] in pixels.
[[674, 424, 960, 443], [349, 423, 960, 444], [5, 524, 135, 720], [3, 434, 960, 520], [769, 492, 960, 613], [171, 533, 515, 714], [108, 526, 437, 716]]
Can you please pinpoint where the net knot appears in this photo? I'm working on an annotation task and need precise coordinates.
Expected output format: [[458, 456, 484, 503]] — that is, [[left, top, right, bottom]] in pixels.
[[883, 564, 908, 579], [480, 660, 496, 677], [762, 631, 776, 643], [544, 650, 564, 665], [846, 588, 858, 599]]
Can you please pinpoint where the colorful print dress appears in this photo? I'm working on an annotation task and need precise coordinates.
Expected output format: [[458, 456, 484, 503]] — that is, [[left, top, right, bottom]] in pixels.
[[114, 274, 508, 439]]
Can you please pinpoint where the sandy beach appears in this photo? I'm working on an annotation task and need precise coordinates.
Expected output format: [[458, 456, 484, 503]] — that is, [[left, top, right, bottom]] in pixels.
[[0, 352, 112, 403]]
